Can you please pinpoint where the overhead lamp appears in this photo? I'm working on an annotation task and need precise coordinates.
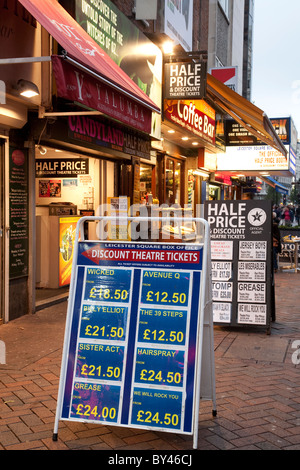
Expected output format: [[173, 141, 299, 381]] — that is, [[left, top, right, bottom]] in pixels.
[[37, 145, 47, 155], [17, 79, 39, 98], [182, 137, 189, 141], [162, 41, 174, 55], [193, 169, 209, 178]]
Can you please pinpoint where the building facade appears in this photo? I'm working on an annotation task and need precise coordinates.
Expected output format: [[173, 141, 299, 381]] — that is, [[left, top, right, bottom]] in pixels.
[[0, 0, 287, 322]]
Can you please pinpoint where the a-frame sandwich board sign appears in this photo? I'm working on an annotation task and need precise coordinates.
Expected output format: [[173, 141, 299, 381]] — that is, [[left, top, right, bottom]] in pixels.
[[53, 216, 216, 449]]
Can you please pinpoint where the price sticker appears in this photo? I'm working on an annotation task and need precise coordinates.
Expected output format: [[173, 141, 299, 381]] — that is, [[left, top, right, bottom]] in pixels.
[[141, 270, 190, 307], [76, 343, 124, 382], [131, 387, 182, 430], [70, 382, 120, 423], [134, 348, 185, 387], [138, 308, 187, 346], [84, 268, 131, 303], [79, 304, 128, 341]]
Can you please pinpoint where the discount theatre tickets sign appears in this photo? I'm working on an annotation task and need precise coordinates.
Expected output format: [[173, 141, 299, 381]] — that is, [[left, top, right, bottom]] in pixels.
[[55, 240, 207, 435]]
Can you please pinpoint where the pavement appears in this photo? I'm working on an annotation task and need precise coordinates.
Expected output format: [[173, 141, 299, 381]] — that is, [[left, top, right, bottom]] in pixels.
[[0, 271, 300, 453]]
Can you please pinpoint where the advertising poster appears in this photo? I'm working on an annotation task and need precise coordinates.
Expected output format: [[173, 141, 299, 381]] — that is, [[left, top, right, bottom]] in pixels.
[[74, 0, 162, 140], [205, 200, 272, 328], [107, 196, 130, 240], [164, 61, 206, 100], [59, 217, 80, 287], [55, 239, 210, 438], [9, 148, 29, 279]]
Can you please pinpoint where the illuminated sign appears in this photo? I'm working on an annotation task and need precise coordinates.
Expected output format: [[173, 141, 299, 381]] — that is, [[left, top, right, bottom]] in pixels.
[[164, 100, 215, 145], [216, 145, 289, 172], [164, 61, 206, 100]]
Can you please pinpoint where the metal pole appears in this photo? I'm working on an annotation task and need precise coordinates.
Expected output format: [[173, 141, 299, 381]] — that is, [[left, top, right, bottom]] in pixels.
[[0, 56, 51, 65]]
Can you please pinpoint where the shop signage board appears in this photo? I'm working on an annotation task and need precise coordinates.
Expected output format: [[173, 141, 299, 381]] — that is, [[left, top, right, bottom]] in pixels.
[[52, 56, 153, 135], [67, 116, 151, 160], [164, 61, 207, 100], [216, 145, 289, 173], [9, 147, 29, 279], [204, 200, 272, 332], [53, 216, 216, 449], [35, 158, 89, 178], [210, 67, 238, 92], [164, 99, 216, 145], [225, 118, 292, 147]]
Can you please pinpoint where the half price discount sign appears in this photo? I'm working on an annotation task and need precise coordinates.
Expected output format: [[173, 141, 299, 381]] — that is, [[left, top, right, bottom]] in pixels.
[[54, 239, 212, 439]]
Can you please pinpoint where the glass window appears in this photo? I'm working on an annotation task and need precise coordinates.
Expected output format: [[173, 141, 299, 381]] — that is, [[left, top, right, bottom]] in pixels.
[[218, 0, 229, 17], [175, 161, 181, 204], [166, 158, 174, 204], [140, 163, 153, 203], [165, 158, 183, 206]]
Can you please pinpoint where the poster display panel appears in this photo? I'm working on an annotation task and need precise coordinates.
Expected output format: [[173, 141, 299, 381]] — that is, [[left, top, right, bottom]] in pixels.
[[205, 200, 272, 329], [59, 217, 81, 286], [54, 229, 215, 444]]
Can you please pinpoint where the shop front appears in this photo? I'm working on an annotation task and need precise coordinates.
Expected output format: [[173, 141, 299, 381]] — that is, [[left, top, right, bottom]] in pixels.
[[0, 0, 161, 320], [0, 2, 43, 323], [32, 113, 155, 304], [161, 97, 217, 216]]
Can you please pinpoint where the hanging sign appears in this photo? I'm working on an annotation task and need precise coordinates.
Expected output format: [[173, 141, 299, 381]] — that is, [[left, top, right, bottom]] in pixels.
[[205, 200, 272, 332], [164, 61, 206, 100], [53, 217, 216, 449], [164, 99, 215, 145]]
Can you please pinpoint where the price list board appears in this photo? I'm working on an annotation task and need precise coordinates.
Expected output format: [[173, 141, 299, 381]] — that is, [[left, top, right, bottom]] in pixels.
[[54, 239, 214, 440], [204, 200, 272, 330]]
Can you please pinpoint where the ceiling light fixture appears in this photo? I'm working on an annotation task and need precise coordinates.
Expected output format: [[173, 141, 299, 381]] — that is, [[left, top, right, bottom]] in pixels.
[[162, 41, 174, 55], [37, 145, 47, 155], [193, 169, 209, 178], [17, 79, 39, 98]]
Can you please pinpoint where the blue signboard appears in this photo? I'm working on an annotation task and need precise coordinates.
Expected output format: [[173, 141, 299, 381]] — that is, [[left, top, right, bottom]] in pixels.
[[54, 231, 215, 446]]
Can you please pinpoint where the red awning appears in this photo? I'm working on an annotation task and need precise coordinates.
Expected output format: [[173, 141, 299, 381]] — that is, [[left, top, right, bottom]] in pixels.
[[18, 0, 160, 115]]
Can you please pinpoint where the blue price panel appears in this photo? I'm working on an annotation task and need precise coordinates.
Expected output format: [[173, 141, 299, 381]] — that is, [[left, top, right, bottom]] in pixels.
[[79, 304, 128, 341], [134, 347, 185, 387], [140, 270, 190, 307], [138, 308, 187, 346], [84, 267, 132, 303], [70, 381, 121, 423], [131, 387, 182, 430], [75, 342, 125, 382]]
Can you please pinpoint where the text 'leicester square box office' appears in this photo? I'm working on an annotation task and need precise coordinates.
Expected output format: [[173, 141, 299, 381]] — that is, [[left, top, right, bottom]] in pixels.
[[53, 215, 216, 449]]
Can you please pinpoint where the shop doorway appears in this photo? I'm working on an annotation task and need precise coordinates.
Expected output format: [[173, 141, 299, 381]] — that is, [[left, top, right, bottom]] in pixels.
[[35, 146, 102, 309], [157, 154, 185, 207]]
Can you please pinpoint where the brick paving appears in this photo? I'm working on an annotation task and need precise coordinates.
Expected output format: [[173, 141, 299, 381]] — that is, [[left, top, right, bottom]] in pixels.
[[0, 271, 300, 452]]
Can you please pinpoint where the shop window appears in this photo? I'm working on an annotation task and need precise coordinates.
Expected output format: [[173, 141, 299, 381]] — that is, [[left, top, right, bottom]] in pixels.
[[209, 184, 220, 201], [218, 0, 229, 18], [156, 154, 184, 207], [140, 163, 154, 203], [165, 157, 183, 206]]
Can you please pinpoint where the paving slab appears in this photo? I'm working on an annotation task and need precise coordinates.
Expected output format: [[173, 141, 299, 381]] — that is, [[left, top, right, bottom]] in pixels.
[[224, 334, 290, 362], [0, 271, 300, 452]]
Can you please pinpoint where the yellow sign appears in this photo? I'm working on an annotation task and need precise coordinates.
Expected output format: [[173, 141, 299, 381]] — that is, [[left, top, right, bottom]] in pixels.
[[59, 217, 80, 286]]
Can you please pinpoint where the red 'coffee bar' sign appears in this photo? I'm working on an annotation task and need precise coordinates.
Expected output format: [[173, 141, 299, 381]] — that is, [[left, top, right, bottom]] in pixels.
[[164, 99, 216, 145]]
